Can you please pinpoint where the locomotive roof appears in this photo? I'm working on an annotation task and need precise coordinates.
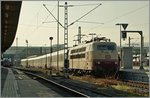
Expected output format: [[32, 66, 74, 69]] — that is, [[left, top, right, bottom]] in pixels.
[[70, 41, 116, 50]]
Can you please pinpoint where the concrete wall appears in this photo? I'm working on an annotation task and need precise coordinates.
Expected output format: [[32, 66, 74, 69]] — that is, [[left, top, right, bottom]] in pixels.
[[122, 47, 133, 69]]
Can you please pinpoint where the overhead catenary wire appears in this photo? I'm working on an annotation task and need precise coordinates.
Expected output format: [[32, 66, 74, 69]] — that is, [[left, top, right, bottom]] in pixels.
[[68, 3, 102, 27], [24, 3, 57, 41], [83, 4, 148, 33], [43, 3, 101, 7], [42, 21, 56, 24], [73, 3, 102, 6], [43, 4, 64, 28], [27, 4, 58, 40], [35, 3, 57, 30], [19, 23, 57, 28], [43, 4, 57, 23], [133, 38, 139, 44], [104, 4, 149, 24], [24, 4, 43, 40], [77, 21, 104, 24], [43, 3, 102, 28]]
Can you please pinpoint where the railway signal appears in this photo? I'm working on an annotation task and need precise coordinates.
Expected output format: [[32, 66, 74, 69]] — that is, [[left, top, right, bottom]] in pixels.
[[116, 23, 128, 68], [49, 37, 53, 69], [122, 31, 127, 39], [121, 30, 144, 70]]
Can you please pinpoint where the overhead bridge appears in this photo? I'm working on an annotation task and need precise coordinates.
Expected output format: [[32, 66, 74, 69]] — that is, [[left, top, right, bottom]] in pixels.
[[1, 1, 22, 53]]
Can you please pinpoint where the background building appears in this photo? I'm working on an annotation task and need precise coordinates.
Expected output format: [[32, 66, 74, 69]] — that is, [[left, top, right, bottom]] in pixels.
[[3, 44, 64, 66]]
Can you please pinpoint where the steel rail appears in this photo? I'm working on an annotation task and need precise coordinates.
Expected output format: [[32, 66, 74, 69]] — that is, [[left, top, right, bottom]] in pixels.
[[23, 71, 90, 97]]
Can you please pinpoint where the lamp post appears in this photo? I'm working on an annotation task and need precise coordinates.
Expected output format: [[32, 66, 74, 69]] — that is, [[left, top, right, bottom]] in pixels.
[[49, 37, 53, 67], [26, 40, 28, 67]]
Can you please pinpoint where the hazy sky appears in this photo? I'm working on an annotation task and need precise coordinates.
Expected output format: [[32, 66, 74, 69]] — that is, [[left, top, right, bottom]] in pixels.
[[12, 1, 149, 47]]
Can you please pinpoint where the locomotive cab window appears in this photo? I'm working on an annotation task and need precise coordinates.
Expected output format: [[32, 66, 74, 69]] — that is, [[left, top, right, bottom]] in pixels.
[[97, 45, 116, 51]]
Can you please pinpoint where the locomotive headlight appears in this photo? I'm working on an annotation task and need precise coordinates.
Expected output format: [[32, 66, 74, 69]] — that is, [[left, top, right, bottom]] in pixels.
[[115, 61, 118, 64], [97, 61, 101, 64]]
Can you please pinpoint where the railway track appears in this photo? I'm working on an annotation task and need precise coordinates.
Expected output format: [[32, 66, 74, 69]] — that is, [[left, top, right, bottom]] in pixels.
[[116, 80, 149, 96], [22, 71, 89, 97], [70, 75, 149, 96], [14, 68, 112, 97], [119, 79, 149, 89], [21, 71, 112, 97], [14, 67, 148, 97], [51, 77, 113, 97]]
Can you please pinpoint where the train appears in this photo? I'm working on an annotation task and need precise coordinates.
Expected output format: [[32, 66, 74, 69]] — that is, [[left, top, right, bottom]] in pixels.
[[1, 58, 12, 67], [21, 37, 120, 76]]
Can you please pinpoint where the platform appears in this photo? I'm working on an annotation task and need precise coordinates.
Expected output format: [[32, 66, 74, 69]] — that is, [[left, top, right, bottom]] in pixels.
[[1, 67, 61, 97], [119, 66, 149, 83]]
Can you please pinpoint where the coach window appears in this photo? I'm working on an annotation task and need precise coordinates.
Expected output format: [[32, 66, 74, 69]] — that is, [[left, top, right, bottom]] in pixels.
[[83, 47, 86, 51], [70, 55, 72, 59], [71, 50, 73, 53], [72, 50, 75, 53], [71, 49, 75, 54], [81, 53, 85, 58], [80, 48, 82, 52], [79, 48, 82, 52], [75, 49, 78, 53]]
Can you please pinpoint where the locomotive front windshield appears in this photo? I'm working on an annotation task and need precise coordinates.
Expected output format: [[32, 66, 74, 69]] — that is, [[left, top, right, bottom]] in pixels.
[[97, 44, 116, 51]]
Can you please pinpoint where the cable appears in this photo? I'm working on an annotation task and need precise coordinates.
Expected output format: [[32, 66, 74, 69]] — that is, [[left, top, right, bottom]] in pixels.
[[105, 4, 148, 24], [73, 3, 102, 7], [43, 4, 64, 28], [68, 3, 102, 27], [26, 5, 58, 40], [43, 5, 57, 23], [77, 21, 104, 24], [42, 21, 56, 24], [84, 4, 148, 33], [27, 3, 59, 40], [19, 24, 57, 28]]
